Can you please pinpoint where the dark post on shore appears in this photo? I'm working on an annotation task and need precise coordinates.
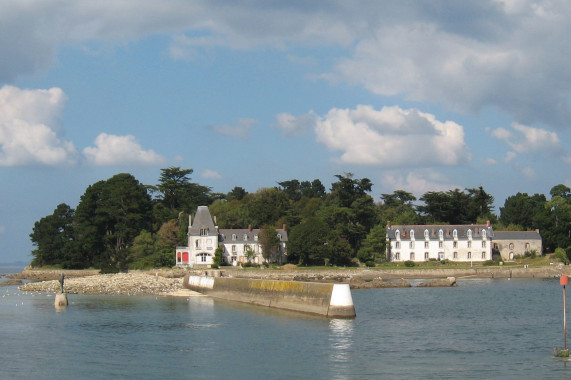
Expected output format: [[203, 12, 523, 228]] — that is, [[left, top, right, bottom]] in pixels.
[[555, 275, 569, 357]]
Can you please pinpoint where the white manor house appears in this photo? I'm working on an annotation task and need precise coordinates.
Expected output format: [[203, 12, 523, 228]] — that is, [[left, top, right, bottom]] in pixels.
[[176, 206, 288, 268], [386, 221, 495, 262]]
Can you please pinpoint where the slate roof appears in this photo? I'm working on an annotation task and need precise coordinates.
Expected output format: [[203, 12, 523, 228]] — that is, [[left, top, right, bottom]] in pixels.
[[386, 224, 492, 240], [219, 228, 288, 244], [493, 231, 541, 240], [189, 206, 217, 236]]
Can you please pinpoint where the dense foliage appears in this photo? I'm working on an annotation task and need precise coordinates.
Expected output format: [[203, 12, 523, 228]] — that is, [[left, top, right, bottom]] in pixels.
[[30, 167, 571, 269]]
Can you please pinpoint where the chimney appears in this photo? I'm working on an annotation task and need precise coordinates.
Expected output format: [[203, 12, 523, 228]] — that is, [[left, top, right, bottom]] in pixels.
[[486, 220, 491, 227], [283, 224, 287, 231], [248, 224, 252, 232]]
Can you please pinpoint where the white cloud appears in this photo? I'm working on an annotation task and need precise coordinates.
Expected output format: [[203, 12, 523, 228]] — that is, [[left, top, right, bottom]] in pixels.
[[491, 122, 564, 162], [0, 85, 78, 166], [211, 118, 257, 138], [520, 166, 536, 179], [3, 2, 571, 128], [314, 105, 471, 167], [83, 133, 166, 166], [273, 111, 317, 136], [382, 170, 459, 196], [201, 169, 222, 180]]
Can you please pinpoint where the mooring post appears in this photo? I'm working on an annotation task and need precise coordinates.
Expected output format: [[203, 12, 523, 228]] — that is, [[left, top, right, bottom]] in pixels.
[[559, 275, 569, 357]]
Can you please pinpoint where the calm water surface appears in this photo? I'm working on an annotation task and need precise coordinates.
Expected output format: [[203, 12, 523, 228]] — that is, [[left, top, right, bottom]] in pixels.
[[1, 268, 569, 379]]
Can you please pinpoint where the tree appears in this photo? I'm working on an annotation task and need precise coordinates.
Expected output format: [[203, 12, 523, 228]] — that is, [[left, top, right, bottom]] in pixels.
[[288, 217, 330, 265], [30, 203, 75, 267], [357, 224, 387, 265], [156, 167, 193, 211], [258, 225, 280, 263], [212, 246, 224, 268], [227, 186, 247, 201], [73, 173, 153, 271]]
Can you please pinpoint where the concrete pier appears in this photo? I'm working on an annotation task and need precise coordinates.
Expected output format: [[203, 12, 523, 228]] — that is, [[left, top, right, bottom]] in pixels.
[[184, 275, 356, 318]]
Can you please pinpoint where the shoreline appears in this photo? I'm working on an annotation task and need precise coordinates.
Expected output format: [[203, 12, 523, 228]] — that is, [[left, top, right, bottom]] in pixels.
[[11, 264, 569, 296]]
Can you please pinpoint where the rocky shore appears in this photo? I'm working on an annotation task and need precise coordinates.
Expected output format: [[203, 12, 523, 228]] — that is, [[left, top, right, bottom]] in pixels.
[[19, 272, 188, 296], [12, 264, 567, 296]]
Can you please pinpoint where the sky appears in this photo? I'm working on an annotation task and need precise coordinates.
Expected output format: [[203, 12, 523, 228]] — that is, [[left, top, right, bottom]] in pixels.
[[1, 0, 570, 263]]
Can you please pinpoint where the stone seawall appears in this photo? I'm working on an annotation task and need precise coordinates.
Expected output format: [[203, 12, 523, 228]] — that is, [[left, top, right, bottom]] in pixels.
[[184, 274, 356, 318]]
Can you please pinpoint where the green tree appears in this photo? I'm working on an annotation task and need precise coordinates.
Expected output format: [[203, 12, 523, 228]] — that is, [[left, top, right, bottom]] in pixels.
[[357, 224, 387, 265], [288, 217, 330, 265], [30, 203, 75, 267], [213, 246, 224, 268], [258, 225, 280, 263]]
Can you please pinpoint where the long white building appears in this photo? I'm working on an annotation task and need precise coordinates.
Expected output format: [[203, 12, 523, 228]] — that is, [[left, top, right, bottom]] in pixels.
[[385, 221, 494, 262], [176, 206, 288, 268]]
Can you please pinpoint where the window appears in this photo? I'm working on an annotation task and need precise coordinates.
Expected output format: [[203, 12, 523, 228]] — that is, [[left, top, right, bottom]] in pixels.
[[424, 229, 429, 240], [453, 241, 458, 248], [467, 229, 473, 240], [482, 241, 486, 248], [424, 241, 429, 249], [424, 252, 429, 260], [243, 234, 248, 241], [467, 241, 472, 248], [395, 252, 400, 260], [232, 245, 236, 253], [481, 252, 486, 259], [453, 229, 458, 239], [195, 240, 200, 248], [467, 252, 472, 259], [410, 230, 415, 239], [395, 230, 400, 240], [232, 234, 237, 241], [410, 241, 415, 249], [453, 252, 458, 259], [439, 241, 443, 248], [509, 243, 514, 250], [277, 234, 282, 240], [439, 229, 444, 240], [482, 229, 487, 239], [197, 253, 209, 263], [200, 228, 208, 236], [395, 242, 401, 249], [410, 252, 415, 261], [525, 243, 530, 250]]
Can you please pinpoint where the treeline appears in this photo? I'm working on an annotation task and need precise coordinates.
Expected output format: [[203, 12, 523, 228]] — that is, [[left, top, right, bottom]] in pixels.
[[30, 167, 571, 270]]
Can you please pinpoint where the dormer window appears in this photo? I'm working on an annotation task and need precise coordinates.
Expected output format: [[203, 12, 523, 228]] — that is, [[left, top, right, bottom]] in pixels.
[[482, 229, 487, 239], [467, 229, 473, 240], [200, 227, 208, 236], [453, 229, 458, 240], [410, 230, 415, 240], [439, 229, 444, 241], [424, 229, 429, 240], [232, 234, 237, 241], [395, 230, 400, 240], [277, 234, 282, 240], [243, 234, 248, 241]]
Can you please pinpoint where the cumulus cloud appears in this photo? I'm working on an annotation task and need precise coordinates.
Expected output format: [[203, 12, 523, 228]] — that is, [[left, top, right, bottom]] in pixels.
[[273, 111, 317, 136], [491, 122, 564, 159], [0, 85, 78, 166], [382, 170, 459, 196], [314, 105, 471, 167], [3, 1, 571, 128], [211, 118, 257, 138], [83, 133, 166, 166]]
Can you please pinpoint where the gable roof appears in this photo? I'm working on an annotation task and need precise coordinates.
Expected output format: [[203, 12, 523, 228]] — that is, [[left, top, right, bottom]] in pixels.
[[493, 231, 541, 240]]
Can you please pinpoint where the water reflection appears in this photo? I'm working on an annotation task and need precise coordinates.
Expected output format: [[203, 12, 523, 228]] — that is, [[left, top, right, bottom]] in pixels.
[[328, 318, 354, 379]]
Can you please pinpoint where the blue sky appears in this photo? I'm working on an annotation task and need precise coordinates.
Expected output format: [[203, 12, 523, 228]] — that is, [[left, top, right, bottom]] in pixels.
[[1, 1, 570, 263]]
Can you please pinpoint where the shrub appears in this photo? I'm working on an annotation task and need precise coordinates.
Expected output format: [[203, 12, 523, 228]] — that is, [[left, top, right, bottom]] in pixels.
[[483, 260, 496, 266], [555, 248, 570, 265], [404, 260, 415, 267], [365, 260, 376, 268], [524, 249, 537, 259]]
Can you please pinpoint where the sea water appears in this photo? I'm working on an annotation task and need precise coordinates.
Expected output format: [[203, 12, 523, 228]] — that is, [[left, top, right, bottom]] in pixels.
[[1, 268, 569, 379]]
